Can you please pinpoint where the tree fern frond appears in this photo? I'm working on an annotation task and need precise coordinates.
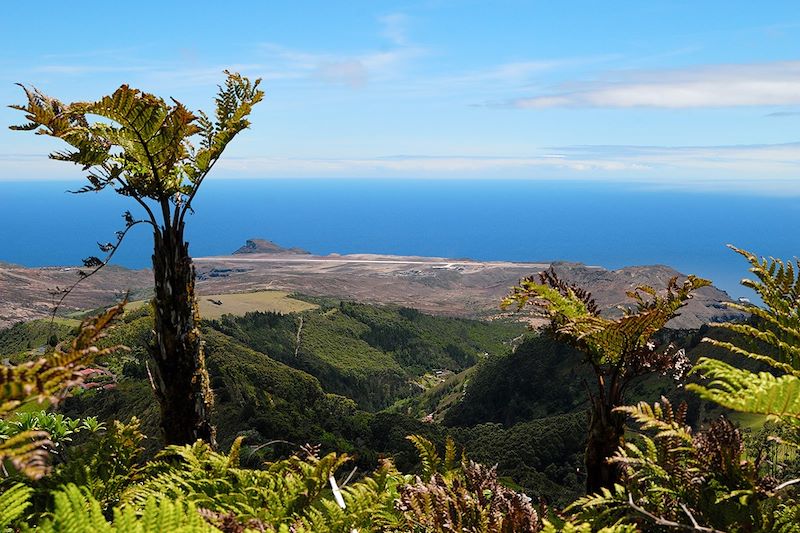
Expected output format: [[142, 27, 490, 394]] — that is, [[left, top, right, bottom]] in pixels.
[[688, 358, 800, 422], [703, 337, 799, 376]]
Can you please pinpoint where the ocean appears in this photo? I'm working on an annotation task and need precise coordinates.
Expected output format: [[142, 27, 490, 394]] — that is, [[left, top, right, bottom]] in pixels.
[[1, 178, 798, 300]]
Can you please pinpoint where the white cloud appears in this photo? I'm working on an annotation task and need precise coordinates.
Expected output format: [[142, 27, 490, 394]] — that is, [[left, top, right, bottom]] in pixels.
[[196, 141, 800, 194], [313, 60, 368, 88], [438, 61, 559, 88], [6, 142, 800, 194], [255, 43, 423, 89], [512, 61, 800, 109], [17, 15, 423, 92], [255, 14, 423, 89], [32, 65, 151, 75], [379, 13, 410, 46], [0, 153, 79, 180]]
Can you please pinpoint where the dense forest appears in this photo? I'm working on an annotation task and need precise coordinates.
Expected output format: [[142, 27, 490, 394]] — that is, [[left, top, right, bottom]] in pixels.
[[2, 72, 799, 532], [3, 282, 799, 530]]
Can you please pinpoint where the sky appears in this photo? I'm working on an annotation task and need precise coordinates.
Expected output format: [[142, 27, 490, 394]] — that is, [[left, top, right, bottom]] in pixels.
[[0, 1, 799, 193]]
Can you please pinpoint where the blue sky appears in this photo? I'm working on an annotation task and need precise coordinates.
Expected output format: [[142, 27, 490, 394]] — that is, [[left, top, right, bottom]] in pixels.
[[1, 1, 799, 192]]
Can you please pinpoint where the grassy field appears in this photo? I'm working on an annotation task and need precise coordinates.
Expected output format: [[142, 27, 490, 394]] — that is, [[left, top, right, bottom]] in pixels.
[[123, 290, 317, 319], [51, 317, 81, 327], [197, 290, 317, 318]]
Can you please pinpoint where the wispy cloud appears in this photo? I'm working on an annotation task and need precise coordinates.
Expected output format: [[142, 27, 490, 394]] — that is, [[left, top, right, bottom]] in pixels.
[[32, 65, 152, 75], [257, 44, 425, 88], [509, 61, 800, 109], [441, 60, 561, 88], [205, 141, 800, 192], [0, 153, 80, 180], [546, 142, 800, 186], [313, 60, 368, 88], [16, 14, 424, 91], [379, 13, 410, 46], [256, 13, 424, 88], [6, 141, 800, 194], [765, 110, 800, 118], [215, 154, 643, 176]]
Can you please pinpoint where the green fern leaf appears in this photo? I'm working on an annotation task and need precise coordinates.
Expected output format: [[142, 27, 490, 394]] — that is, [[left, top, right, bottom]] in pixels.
[[0, 483, 32, 529], [688, 358, 800, 421]]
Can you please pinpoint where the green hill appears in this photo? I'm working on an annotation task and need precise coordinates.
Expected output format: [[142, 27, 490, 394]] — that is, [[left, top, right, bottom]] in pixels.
[[1, 300, 733, 506], [0, 318, 79, 362], [209, 301, 524, 410]]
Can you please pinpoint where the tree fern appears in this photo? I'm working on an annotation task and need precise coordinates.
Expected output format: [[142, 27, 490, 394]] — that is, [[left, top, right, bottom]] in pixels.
[[566, 396, 784, 531], [11, 72, 263, 447], [503, 268, 708, 492]]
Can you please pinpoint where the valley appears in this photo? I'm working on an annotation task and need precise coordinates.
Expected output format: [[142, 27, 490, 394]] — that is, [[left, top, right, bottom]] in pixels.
[[0, 240, 747, 505]]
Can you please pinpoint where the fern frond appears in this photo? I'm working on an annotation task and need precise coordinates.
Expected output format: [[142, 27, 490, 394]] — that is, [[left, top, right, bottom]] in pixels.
[[32, 484, 220, 532], [0, 303, 124, 478], [688, 358, 800, 422], [0, 430, 51, 479], [504, 271, 708, 365], [443, 436, 458, 472], [703, 337, 799, 376], [565, 484, 630, 526], [405, 435, 441, 479], [0, 482, 33, 529], [615, 398, 694, 445]]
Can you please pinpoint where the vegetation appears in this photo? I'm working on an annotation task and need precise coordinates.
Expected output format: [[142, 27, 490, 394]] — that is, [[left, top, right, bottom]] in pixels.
[[196, 290, 318, 319], [0, 303, 124, 478], [7, 250, 800, 530], [210, 302, 524, 410], [688, 246, 800, 422], [4, 71, 800, 530], [0, 332, 545, 532], [0, 320, 78, 363], [502, 268, 709, 492], [11, 72, 263, 446], [445, 335, 589, 426]]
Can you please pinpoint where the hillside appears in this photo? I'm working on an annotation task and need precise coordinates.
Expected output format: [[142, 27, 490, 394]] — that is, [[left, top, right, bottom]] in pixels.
[[1, 293, 739, 506], [0, 243, 744, 329], [0, 300, 593, 503], [210, 301, 524, 409], [0, 264, 151, 329]]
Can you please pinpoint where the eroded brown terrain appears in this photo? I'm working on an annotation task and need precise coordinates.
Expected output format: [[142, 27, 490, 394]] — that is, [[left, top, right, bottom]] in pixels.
[[0, 247, 743, 330], [0, 264, 151, 328], [192, 253, 740, 328]]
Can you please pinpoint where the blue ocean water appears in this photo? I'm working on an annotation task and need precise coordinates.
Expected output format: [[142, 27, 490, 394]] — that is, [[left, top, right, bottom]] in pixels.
[[1, 178, 798, 300]]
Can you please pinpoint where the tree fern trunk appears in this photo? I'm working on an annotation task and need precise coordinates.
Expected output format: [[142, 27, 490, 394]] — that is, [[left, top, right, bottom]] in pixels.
[[585, 400, 624, 494], [149, 224, 216, 447]]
